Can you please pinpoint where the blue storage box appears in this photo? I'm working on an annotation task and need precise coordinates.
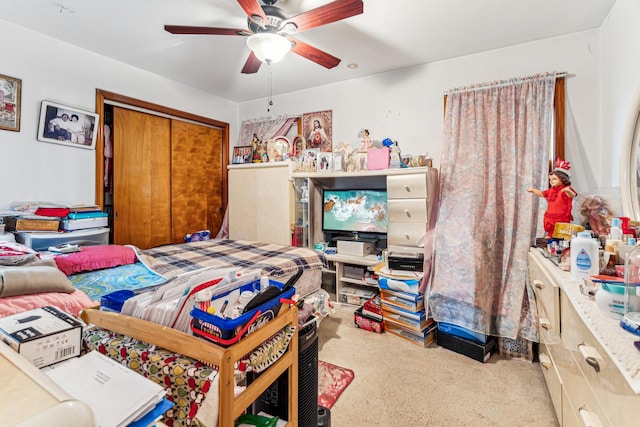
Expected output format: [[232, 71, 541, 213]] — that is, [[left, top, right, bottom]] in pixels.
[[190, 279, 295, 347], [437, 322, 488, 344], [378, 276, 421, 295]]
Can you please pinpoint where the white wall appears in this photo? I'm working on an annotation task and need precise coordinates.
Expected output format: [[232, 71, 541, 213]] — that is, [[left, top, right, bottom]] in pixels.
[[239, 30, 601, 196], [600, 0, 640, 188], [0, 20, 238, 209], [3, 1, 638, 211]]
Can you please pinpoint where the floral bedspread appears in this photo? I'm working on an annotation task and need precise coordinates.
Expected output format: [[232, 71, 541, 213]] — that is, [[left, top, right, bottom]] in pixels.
[[83, 328, 217, 427]]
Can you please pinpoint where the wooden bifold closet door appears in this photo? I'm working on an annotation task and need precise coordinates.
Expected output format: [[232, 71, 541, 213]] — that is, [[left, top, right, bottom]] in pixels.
[[112, 107, 224, 249]]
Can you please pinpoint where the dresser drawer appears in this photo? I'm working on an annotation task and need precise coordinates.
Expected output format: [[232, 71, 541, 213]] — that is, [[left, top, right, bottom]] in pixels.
[[528, 253, 560, 333], [387, 199, 427, 223], [538, 343, 562, 421], [387, 223, 425, 247], [561, 292, 640, 426], [387, 174, 428, 199]]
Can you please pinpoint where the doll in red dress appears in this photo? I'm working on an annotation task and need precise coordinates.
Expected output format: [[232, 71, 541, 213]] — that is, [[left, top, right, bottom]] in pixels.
[[528, 158, 577, 237]]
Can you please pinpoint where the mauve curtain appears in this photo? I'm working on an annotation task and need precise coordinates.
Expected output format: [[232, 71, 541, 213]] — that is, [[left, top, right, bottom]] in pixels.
[[427, 73, 557, 341]]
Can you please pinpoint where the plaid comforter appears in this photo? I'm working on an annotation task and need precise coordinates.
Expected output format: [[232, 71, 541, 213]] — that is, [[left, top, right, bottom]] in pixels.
[[134, 239, 327, 279]]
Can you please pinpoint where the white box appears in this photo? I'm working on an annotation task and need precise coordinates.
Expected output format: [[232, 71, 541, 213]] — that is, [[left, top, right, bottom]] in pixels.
[[62, 216, 109, 231], [15, 227, 109, 251], [0, 306, 83, 368], [337, 240, 376, 257]]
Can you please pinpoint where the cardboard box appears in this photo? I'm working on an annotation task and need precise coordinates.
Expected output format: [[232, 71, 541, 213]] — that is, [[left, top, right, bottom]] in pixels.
[[337, 240, 376, 257], [437, 329, 498, 363], [0, 306, 83, 368], [380, 288, 424, 312], [384, 321, 437, 347], [354, 307, 384, 333], [382, 304, 433, 332]]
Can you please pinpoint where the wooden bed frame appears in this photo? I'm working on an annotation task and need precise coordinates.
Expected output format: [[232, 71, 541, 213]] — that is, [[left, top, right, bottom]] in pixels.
[[80, 305, 299, 426]]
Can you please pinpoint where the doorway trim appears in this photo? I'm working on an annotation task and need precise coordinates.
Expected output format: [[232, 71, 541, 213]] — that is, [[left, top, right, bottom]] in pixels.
[[94, 89, 230, 209]]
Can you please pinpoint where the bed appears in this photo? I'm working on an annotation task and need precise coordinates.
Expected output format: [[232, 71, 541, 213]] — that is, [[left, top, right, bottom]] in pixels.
[[0, 237, 327, 426]]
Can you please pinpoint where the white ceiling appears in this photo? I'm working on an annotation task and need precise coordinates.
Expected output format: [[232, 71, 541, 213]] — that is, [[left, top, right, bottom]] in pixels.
[[1, 0, 616, 103]]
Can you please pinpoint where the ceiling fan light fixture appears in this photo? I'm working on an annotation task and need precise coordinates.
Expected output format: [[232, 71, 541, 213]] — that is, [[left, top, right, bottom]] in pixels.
[[246, 33, 291, 64]]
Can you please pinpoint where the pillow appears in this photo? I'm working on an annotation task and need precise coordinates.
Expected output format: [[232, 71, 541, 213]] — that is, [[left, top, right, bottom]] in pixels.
[[0, 266, 75, 297], [54, 245, 138, 276]]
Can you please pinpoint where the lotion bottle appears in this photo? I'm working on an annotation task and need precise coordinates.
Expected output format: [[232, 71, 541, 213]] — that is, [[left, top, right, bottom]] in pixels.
[[571, 231, 599, 283]]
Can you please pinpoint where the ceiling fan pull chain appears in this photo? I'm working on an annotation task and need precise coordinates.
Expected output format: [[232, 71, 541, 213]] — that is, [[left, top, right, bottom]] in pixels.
[[267, 63, 274, 112]]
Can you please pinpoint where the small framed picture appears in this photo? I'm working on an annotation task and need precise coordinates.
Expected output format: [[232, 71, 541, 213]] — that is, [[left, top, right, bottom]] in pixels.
[[301, 148, 319, 172], [333, 151, 344, 172], [355, 152, 368, 171], [0, 73, 21, 132], [317, 152, 333, 172], [37, 101, 99, 149], [232, 145, 253, 164]]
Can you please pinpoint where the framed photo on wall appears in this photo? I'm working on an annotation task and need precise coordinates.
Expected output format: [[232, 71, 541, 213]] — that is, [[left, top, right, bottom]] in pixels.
[[37, 101, 99, 149], [232, 145, 253, 164], [302, 110, 332, 152], [0, 73, 22, 132]]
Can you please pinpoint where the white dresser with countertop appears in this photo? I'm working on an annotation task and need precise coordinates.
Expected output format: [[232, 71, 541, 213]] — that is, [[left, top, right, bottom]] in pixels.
[[529, 248, 640, 426]]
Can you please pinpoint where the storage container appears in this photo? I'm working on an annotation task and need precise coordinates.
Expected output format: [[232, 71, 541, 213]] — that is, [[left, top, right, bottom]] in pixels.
[[380, 288, 424, 312], [339, 286, 376, 306], [190, 279, 295, 347], [15, 228, 110, 251]]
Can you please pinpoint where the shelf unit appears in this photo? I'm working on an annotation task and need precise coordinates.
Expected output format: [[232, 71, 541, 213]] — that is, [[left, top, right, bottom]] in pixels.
[[292, 167, 437, 305], [324, 253, 381, 306]]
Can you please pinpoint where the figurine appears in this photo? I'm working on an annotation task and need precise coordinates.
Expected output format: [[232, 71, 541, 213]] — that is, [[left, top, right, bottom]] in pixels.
[[528, 158, 577, 237], [358, 129, 374, 152]]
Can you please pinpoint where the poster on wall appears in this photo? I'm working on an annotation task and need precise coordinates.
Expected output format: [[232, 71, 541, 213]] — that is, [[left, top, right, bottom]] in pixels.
[[0, 73, 21, 132], [37, 101, 99, 150], [302, 110, 332, 152]]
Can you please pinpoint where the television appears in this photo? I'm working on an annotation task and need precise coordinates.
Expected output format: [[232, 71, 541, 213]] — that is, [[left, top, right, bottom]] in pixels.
[[322, 189, 388, 237]]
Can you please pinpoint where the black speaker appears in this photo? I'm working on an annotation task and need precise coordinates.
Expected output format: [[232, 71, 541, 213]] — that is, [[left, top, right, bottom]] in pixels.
[[248, 316, 319, 426], [298, 317, 319, 427]]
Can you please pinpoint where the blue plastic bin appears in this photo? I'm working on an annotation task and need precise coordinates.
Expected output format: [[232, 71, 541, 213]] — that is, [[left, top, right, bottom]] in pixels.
[[190, 279, 295, 347]]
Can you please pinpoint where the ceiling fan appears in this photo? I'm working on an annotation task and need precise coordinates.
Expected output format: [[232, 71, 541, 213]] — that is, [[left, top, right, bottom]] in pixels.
[[164, 0, 364, 74]]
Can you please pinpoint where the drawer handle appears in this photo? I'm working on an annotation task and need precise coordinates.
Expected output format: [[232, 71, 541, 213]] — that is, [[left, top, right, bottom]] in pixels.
[[533, 279, 544, 290], [578, 344, 601, 373], [404, 209, 411, 218], [578, 406, 603, 427], [404, 234, 410, 240], [538, 353, 551, 370], [403, 185, 410, 192], [539, 317, 551, 330]]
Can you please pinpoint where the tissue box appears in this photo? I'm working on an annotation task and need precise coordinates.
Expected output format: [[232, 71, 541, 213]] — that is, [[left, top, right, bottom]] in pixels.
[[0, 306, 83, 368], [367, 147, 390, 170]]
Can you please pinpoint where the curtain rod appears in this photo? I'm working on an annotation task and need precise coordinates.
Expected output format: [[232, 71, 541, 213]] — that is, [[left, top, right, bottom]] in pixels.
[[443, 72, 570, 96]]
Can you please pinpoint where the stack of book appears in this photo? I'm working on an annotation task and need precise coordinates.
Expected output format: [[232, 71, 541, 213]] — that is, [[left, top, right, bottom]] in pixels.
[[62, 205, 108, 231]]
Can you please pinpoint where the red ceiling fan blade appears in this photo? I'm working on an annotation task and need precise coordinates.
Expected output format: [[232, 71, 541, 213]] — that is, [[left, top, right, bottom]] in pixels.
[[290, 37, 340, 69], [164, 25, 249, 36], [237, 0, 268, 25], [241, 51, 263, 74], [283, 0, 363, 33]]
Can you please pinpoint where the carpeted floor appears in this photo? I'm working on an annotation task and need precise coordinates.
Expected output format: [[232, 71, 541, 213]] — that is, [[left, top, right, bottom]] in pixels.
[[317, 304, 559, 426]]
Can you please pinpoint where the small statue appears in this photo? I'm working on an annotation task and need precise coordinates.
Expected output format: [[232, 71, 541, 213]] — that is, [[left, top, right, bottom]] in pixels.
[[528, 158, 577, 237], [358, 129, 374, 152]]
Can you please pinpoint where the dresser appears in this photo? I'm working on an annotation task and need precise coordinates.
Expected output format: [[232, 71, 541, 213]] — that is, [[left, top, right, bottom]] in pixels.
[[386, 170, 438, 256], [528, 249, 640, 426]]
